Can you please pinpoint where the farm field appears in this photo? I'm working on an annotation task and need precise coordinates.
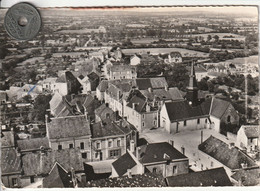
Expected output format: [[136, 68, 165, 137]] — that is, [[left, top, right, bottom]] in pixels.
[[225, 55, 258, 66], [192, 33, 246, 41], [122, 47, 209, 57]]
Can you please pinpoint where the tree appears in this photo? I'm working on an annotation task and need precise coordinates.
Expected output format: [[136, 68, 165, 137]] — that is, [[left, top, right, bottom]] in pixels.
[[207, 35, 212, 42], [32, 94, 52, 122], [213, 35, 219, 42]]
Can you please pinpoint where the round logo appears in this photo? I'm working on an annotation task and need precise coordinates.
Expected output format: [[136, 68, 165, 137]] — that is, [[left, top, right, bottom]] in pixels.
[[4, 3, 41, 40]]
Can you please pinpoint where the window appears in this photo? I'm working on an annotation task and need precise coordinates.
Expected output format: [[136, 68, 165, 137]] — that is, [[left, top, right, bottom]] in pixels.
[[227, 115, 231, 123], [153, 168, 157, 173], [142, 114, 145, 119], [80, 142, 84, 149], [95, 152, 99, 158], [58, 145, 62, 150], [184, 120, 187, 126], [12, 178, 18, 186], [173, 166, 177, 174], [201, 164, 203, 170], [154, 121, 156, 125], [197, 118, 200, 124], [69, 143, 74, 149], [96, 142, 101, 149], [106, 113, 110, 119], [110, 149, 120, 157], [205, 119, 207, 123], [117, 140, 121, 147], [108, 140, 112, 148], [82, 153, 87, 159], [30, 176, 35, 183], [211, 161, 214, 167], [142, 122, 145, 127]]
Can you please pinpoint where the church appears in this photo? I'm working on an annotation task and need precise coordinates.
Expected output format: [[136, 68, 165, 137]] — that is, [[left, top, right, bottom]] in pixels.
[[160, 63, 239, 134]]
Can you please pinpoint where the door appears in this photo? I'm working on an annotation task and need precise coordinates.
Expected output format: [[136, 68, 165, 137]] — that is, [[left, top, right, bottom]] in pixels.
[[99, 152, 103, 161]]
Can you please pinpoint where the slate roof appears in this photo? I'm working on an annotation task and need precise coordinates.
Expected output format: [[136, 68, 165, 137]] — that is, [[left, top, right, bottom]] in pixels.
[[42, 162, 73, 188], [169, 51, 182, 58], [165, 100, 206, 122], [87, 72, 99, 82], [56, 71, 78, 83], [140, 142, 188, 164], [85, 173, 166, 187], [165, 97, 234, 122], [241, 125, 260, 138], [91, 119, 131, 138], [126, 95, 147, 113], [47, 115, 91, 139], [112, 152, 137, 176], [135, 77, 168, 90], [1, 131, 15, 148], [166, 167, 232, 187], [17, 137, 50, 152], [1, 148, 21, 174], [21, 149, 84, 176], [198, 136, 257, 170]]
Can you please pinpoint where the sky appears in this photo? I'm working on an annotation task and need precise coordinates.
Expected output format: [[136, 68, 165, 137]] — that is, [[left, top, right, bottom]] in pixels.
[[0, 0, 259, 16]]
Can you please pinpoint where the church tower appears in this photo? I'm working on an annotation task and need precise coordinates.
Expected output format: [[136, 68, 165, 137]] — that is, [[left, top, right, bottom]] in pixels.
[[186, 61, 198, 106]]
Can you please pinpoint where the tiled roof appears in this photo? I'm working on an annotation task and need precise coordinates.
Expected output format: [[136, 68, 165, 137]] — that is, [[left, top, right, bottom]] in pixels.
[[241, 125, 260, 138], [140, 87, 183, 102], [42, 162, 73, 188], [126, 95, 146, 113], [50, 92, 75, 117], [47, 115, 91, 139], [199, 136, 257, 170], [140, 142, 188, 164], [166, 167, 232, 187], [17, 137, 50, 151], [91, 119, 131, 138], [112, 152, 137, 176], [94, 104, 116, 121], [0, 91, 7, 100], [1, 131, 15, 148], [109, 65, 135, 72], [85, 173, 166, 187], [97, 80, 109, 92], [231, 167, 260, 186], [21, 149, 84, 176], [209, 98, 231, 118], [1, 148, 21, 174], [165, 100, 206, 122]]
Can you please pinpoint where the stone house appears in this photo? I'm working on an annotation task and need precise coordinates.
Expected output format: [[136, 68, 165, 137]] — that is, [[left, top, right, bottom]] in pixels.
[[197, 136, 258, 177], [236, 125, 259, 152], [130, 54, 141, 66], [111, 142, 189, 178]]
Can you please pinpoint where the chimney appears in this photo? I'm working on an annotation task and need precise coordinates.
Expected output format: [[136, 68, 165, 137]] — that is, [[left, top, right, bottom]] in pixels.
[[127, 169, 132, 178], [146, 103, 150, 112], [71, 94, 75, 100], [130, 140, 135, 153], [45, 114, 50, 124], [148, 87, 152, 93], [181, 146, 185, 155], [132, 103, 136, 110], [169, 140, 174, 147], [229, 142, 235, 149], [136, 147, 141, 160]]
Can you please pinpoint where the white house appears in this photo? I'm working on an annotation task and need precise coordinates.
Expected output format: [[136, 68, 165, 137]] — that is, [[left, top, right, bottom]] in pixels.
[[130, 55, 141, 66], [236, 125, 259, 152]]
